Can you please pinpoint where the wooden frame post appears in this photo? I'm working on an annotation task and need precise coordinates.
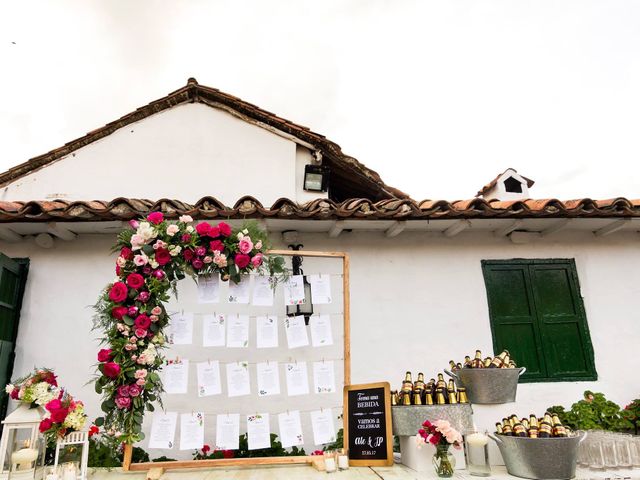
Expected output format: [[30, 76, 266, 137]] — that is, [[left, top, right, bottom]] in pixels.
[[124, 250, 351, 471]]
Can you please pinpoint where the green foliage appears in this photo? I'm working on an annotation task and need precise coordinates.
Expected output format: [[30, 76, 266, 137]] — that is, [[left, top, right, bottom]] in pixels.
[[235, 433, 306, 458], [622, 398, 640, 435], [548, 391, 633, 432], [323, 428, 344, 451], [152, 456, 177, 462], [87, 438, 122, 468]]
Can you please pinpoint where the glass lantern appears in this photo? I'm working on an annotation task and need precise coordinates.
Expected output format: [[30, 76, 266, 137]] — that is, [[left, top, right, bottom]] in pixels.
[[54, 431, 89, 480], [0, 404, 45, 480]]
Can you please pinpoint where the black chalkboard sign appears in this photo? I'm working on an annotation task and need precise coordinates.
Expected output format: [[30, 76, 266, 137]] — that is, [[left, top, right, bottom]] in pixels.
[[343, 382, 393, 466]]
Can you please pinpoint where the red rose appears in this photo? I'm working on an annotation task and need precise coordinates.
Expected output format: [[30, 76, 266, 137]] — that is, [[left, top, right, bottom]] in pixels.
[[50, 407, 69, 423], [147, 212, 164, 224], [184, 249, 195, 261], [97, 349, 114, 362], [39, 418, 53, 433], [126, 273, 145, 290], [155, 248, 171, 266], [222, 450, 234, 458], [10, 388, 18, 400], [192, 259, 204, 270], [46, 399, 62, 412], [88, 425, 99, 438], [234, 254, 250, 269], [42, 371, 58, 386], [116, 265, 121, 275], [218, 222, 231, 237], [209, 226, 220, 238], [109, 282, 128, 303], [181, 234, 191, 242], [195, 222, 212, 236], [103, 362, 121, 379], [134, 314, 151, 329], [120, 247, 133, 259], [202, 444, 211, 454], [429, 432, 441, 445], [112, 306, 128, 320], [209, 240, 224, 252]]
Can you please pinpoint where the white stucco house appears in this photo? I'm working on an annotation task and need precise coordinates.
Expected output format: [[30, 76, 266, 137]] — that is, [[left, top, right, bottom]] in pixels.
[[0, 78, 638, 456]]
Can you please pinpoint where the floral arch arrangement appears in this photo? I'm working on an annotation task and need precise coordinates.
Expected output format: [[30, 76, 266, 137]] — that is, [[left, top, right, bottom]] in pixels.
[[92, 213, 286, 444]]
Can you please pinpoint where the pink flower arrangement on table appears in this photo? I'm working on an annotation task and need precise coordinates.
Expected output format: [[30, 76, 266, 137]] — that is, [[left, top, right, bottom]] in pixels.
[[415, 419, 463, 449], [93, 213, 286, 445]]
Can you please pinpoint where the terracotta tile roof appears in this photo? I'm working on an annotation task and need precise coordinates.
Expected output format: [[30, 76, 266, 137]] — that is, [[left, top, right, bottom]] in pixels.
[[0, 78, 408, 202], [0, 196, 639, 223], [477, 168, 535, 197]]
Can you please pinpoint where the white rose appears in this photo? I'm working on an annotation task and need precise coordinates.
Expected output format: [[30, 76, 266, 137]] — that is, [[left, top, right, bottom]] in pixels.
[[179, 215, 193, 223], [186, 226, 194, 233], [5, 384, 14, 394], [237, 232, 244, 240], [166, 224, 179, 236]]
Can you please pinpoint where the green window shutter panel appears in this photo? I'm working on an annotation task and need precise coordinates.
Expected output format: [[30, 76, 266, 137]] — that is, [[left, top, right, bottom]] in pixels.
[[481, 259, 596, 383]]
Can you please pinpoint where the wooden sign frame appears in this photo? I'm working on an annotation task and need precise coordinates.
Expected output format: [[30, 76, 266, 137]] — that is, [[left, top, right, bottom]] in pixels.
[[123, 250, 351, 471], [343, 382, 393, 467]]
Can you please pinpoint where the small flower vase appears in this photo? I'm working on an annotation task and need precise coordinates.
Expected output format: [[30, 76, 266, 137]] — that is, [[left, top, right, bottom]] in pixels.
[[433, 444, 456, 478]]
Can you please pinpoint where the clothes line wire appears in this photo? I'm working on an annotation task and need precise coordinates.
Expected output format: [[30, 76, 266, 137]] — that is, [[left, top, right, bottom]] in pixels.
[[163, 357, 345, 365]]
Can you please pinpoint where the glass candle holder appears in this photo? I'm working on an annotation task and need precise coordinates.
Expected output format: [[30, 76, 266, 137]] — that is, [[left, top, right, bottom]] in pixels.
[[464, 432, 491, 477], [336, 448, 349, 470], [323, 450, 337, 473]]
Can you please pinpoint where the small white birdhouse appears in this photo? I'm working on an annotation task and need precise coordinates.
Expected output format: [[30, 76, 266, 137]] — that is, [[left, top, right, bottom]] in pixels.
[[0, 404, 45, 480], [477, 168, 535, 201]]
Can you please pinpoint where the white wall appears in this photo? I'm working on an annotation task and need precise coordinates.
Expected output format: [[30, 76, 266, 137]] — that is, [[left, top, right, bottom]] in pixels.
[[1, 103, 326, 206], [1, 229, 638, 456]]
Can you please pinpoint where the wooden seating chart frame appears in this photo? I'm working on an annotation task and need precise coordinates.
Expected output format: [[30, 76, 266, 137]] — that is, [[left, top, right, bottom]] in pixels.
[[123, 249, 351, 471]]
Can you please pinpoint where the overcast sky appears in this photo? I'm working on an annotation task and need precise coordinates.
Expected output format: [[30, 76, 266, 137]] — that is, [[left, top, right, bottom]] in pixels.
[[1, 1, 639, 201]]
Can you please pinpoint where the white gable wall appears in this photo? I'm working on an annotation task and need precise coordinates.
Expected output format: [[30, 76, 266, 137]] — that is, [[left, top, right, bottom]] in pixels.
[[1, 103, 325, 205]]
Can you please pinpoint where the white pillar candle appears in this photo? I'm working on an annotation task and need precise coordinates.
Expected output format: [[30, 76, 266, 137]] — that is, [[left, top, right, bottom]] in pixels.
[[337, 454, 349, 469], [45, 474, 60, 480], [62, 464, 77, 480], [324, 457, 337, 472], [466, 432, 489, 447], [11, 448, 38, 469]]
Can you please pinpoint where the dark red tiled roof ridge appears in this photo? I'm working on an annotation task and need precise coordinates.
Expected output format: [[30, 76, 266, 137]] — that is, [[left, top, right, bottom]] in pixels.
[[0, 78, 409, 201], [0, 196, 639, 223]]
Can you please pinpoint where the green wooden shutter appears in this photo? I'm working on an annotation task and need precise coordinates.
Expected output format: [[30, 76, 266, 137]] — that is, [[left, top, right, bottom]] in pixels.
[[481, 259, 596, 382], [529, 262, 596, 379], [0, 254, 29, 419]]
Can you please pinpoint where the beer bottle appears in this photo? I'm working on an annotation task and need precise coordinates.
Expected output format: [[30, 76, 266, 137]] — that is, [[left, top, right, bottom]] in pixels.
[[414, 372, 425, 392], [521, 418, 530, 431], [402, 391, 412, 405], [495, 422, 504, 435], [528, 415, 539, 438], [449, 360, 458, 371], [401, 371, 413, 394], [511, 415, 527, 437], [463, 356, 472, 368], [483, 357, 492, 368], [457, 387, 469, 404], [412, 388, 422, 405], [456, 362, 463, 370], [489, 350, 509, 368], [436, 373, 447, 391], [435, 388, 447, 405], [423, 390, 434, 405], [502, 353, 511, 369], [539, 413, 553, 438], [447, 383, 458, 404], [471, 350, 484, 368], [508, 360, 517, 368], [501, 419, 513, 436], [390, 390, 398, 406], [551, 414, 567, 437]]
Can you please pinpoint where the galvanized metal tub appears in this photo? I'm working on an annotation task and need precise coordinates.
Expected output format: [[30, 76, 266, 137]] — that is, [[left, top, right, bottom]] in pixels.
[[445, 367, 526, 404], [489, 432, 586, 480], [391, 404, 475, 436]]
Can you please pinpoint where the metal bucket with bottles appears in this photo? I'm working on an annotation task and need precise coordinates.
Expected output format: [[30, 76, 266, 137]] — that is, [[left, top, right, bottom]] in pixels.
[[445, 367, 526, 404]]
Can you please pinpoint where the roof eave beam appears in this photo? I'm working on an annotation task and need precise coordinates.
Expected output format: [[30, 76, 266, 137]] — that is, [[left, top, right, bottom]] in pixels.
[[540, 219, 572, 237], [594, 218, 631, 237], [328, 220, 345, 238], [385, 221, 406, 238], [443, 220, 471, 238], [494, 220, 524, 237], [47, 223, 77, 241], [0, 226, 23, 243]]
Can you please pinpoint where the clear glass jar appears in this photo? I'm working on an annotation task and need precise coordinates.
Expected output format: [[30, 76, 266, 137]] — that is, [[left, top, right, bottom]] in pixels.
[[464, 432, 491, 477]]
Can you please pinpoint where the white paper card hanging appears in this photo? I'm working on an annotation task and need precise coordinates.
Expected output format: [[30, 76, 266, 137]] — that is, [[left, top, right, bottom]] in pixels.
[[226, 361, 251, 397], [247, 413, 271, 450], [283, 275, 305, 306], [179, 412, 205, 450], [216, 414, 240, 450], [284, 316, 309, 349], [313, 361, 336, 394], [227, 275, 250, 304], [256, 315, 278, 348], [163, 360, 189, 394], [226, 314, 249, 348], [285, 361, 309, 396], [256, 361, 280, 397], [168, 312, 194, 345], [202, 313, 225, 347], [197, 274, 220, 304], [252, 275, 274, 306], [196, 361, 222, 397], [278, 410, 304, 448], [311, 409, 337, 445], [148, 411, 177, 449], [309, 314, 333, 347], [308, 274, 332, 304]]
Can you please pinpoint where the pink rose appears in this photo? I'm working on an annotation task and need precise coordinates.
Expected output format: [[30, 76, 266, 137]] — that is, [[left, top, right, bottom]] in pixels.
[[136, 378, 146, 386], [234, 254, 250, 269], [134, 328, 147, 338], [134, 369, 147, 379], [128, 385, 142, 397], [209, 240, 224, 252], [166, 224, 179, 236], [153, 269, 165, 279], [117, 385, 130, 397], [103, 362, 121, 379], [203, 256, 213, 264], [151, 306, 162, 315], [251, 253, 263, 267], [218, 222, 232, 237], [192, 259, 204, 269], [137, 291, 150, 303], [124, 343, 137, 351], [129, 219, 140, 229], [134, 314, 151, 329], [133, 254, 148, 266], [109, 282, 128, 303], [115, 396, 131, 410], [97, 349, 114, 362], [238, 237, 254, 254], [195, 246, 206, 256], [195, 222, 212, 236], [126, 273, 145, 290], [128, 306, 139, 316], [147, 212, 164, 224], [255, 240, 262, 250], [150, 315, 159, 322]]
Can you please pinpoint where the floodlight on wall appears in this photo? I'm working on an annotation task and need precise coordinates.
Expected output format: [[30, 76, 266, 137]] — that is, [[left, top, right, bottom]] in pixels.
[[303, 164, 330, 192]]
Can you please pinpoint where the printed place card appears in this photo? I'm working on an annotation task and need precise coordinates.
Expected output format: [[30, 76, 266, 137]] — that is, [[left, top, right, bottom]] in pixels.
[[284, 315, 309, 349], [252, 275, 274, 306], [202, 313, 225, 347], [148, 412, 177, 449], [197, 274, 220, 304], [228, 275, 250, 304], [216, 413, 240, 450], [309, 314, 333, 347], [311, 409, 337, 445], [247, 413, 271, 450], [168, 312, 194, 345], [285, 361, 309, 396], [313, 361, 336, 394], [256, 361, 280, 397], [256, 315, 278, 348], [308, 274, 332, 304], [196, 361, 221, 397], [179, 412, 204, 450], [163, 359, 189, 394], [226, 361, 250, 397], [278, 410, 304, 448], [226, 314, 249, 348], [283, 275, 305, 306]]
